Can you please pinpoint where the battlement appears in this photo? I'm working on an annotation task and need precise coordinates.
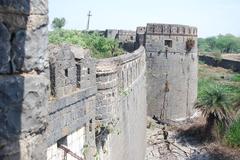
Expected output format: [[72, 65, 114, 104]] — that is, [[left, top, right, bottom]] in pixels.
[[146, 23, 197, 36]]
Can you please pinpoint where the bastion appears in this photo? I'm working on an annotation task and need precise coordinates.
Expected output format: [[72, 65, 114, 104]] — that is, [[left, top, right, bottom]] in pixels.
[[0, 0, 198, 160]]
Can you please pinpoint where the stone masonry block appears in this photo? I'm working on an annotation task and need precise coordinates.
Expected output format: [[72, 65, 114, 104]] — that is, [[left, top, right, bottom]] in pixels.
[[0, 0, 48, 15], [0, 23, 11, 74], [0, 74, 49, 138]]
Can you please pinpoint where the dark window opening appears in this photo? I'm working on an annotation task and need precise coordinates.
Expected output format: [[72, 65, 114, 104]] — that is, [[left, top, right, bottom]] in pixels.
[[165, 40, 172, 48], [50, 63, 56, 97], [87, 68, 90, 74], [65, 69, 68, 77], [89, 119, 93, 132], [76, 64, 81, 88], [130, 36, 134, 40]]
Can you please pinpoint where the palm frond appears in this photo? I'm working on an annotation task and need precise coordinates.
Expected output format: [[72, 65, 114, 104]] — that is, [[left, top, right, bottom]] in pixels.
[[195, 83, 233, 125]]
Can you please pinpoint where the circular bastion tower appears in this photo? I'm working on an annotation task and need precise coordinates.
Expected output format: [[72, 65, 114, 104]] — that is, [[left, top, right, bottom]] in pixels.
[[144, 23, 198, 120]]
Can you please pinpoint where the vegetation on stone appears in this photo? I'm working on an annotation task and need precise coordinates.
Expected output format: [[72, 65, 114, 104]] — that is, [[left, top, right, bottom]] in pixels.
[[49, 29, 124, 58], [198, 34, 240, 53]]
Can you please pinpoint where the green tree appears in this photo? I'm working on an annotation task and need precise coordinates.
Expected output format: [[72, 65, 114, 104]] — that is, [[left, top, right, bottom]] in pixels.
[[198, 38, 211, 52], [195, 83, 233, 138], [52, 17, 66, 29], [206, 36, 217, 50], [198, 34, 240, 53]]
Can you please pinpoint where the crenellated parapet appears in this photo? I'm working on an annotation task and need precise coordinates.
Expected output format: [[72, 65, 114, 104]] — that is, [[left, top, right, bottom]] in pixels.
[[146, 23, 197, 37], [144, 23, 198, 120]]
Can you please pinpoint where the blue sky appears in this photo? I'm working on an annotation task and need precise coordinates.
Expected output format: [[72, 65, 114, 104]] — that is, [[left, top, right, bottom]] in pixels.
[[49, 0, 240, 37]]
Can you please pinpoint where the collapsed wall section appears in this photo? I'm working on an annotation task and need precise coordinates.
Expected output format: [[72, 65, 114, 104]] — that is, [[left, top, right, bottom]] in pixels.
[[47, 45, 97, 160], [145, 23, 198, 120], [105, 29, 137, 52], [96, 46, 147, 160]]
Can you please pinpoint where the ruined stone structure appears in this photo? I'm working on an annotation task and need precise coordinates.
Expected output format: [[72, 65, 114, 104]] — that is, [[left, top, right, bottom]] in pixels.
[[104, 24, 198, 120], [145, 23, 198, 120], [0, 1, 198, 160]]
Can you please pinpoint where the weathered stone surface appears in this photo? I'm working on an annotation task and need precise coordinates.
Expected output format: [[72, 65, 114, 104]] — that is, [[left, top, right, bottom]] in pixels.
[[145, 24, 198, 120], [96, 47, 147, 160], [0, 74, 49, 159], [27, 15, 48, 31], [22, 25, 48, 71], [0, 13, 28, 31], [11, 30, 26, 72], [0, 23, 11, 74], [0, 75, 48, 136], [0, 0, 48, 15]]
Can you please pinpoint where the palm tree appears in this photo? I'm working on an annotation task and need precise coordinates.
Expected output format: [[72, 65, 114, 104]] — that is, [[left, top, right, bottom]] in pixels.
[[195, 83, 233, 138]]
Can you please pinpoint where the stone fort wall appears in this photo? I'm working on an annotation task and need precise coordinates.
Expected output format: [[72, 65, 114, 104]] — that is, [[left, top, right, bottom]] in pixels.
[[0, 1, 198, 160], [0, 1, 147, 158], [0, 0, 49, 159], [145, 23, 198, 120], [96, 46, 147, 160]]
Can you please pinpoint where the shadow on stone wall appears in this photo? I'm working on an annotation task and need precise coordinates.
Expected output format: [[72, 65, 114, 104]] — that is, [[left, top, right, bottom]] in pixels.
[[0, 0, 29, 159], [0, 76, 24, 159]]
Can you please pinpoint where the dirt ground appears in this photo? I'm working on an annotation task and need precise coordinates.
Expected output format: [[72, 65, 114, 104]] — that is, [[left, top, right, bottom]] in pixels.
[[145, 116, 240, 160], [222, 54, 240, 61]]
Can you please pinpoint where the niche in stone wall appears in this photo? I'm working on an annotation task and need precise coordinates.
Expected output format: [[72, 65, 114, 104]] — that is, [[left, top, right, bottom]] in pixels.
[[50, 63, 56, 97], [89, 119, 93, 132], [64, 69, 68, 77], [88, 68, 90, 74], [165, 40, 172, 48], [76, 64, 81, 88]]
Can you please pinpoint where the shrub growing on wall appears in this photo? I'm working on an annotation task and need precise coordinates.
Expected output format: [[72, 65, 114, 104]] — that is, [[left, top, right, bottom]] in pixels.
[[49, 30, 124, 58]]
